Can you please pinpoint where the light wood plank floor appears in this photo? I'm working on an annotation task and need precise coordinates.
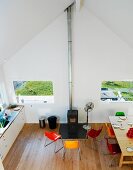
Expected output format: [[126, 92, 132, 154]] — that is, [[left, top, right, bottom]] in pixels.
[[3, 123, 133, 170]]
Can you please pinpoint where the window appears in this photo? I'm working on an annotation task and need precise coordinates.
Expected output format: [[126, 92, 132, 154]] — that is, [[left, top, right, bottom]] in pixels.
[[101, 81, 133, 102], [0, 83, 8, 110], [13, 81, 54, 104]]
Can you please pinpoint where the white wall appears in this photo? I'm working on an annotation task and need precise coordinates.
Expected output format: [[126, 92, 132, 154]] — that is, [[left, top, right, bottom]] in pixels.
[[73, 7, 133, 122], [3, 7, 133, 123], [3, 13, 69, 123], [84, 0, 133, 48], [0, 0, 74, 64]]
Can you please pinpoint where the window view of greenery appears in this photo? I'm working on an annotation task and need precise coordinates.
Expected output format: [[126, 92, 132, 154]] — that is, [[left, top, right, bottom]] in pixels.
[[101, 81, 133, 101], [13, 81, 54, 103]]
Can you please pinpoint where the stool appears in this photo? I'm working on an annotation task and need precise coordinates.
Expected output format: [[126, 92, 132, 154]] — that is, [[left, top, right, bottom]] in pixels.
[[48, 116, 57, 129]]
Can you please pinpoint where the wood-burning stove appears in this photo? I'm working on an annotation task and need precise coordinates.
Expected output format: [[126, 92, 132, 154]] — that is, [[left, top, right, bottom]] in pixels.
[[67, 110, 78, 124], [67, 110, 78, 134]]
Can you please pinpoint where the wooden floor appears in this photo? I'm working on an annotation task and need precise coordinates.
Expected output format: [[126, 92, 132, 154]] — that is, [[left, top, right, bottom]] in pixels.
[[3, 123, 133, 170]]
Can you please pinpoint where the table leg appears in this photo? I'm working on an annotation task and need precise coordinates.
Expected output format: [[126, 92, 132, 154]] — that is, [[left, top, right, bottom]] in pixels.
[[119, 154, 123, 167]]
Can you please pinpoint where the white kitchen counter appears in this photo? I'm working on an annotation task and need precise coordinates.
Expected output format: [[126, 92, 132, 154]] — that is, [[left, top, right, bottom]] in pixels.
[[0, 106, 24, 137], [0, 105, 25, 161]]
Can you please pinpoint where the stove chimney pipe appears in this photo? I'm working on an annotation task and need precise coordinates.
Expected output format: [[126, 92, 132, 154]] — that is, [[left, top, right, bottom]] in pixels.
[[67, 5, 72, 110]]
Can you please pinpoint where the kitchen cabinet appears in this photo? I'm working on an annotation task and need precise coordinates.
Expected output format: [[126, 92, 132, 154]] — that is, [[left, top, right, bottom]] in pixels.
[[0, 158, 4, 170], [0, 136, 5, 160], [0, 106, 25, 161], [14, 108, 25, 135]]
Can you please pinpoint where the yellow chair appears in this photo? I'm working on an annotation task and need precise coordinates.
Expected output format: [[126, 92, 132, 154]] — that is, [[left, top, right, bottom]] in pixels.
[[63, 140, 81, 160]]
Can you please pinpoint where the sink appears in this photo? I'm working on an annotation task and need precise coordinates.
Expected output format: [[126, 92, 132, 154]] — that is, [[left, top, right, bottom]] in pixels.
[[0, 109, 18, 129]]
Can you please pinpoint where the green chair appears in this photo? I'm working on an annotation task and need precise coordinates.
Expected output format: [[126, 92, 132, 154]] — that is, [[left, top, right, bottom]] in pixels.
[[115, 112, 125, 116]]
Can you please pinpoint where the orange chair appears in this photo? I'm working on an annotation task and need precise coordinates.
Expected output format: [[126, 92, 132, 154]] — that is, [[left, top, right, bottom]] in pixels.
[[105, 123, 115, 138], [44, 131, 63, 153], [63, 140, 81, 160]]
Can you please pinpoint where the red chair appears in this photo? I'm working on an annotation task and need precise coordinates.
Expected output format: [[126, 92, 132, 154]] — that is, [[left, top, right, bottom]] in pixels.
[[105, 136, 121, 166], [86, 126, 103, 149], [86, 126, 103, 139], [44, 131, 63, 153]]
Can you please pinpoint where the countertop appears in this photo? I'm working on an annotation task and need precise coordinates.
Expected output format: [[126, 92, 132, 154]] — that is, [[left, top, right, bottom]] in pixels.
[[0, 105, 24, 137]]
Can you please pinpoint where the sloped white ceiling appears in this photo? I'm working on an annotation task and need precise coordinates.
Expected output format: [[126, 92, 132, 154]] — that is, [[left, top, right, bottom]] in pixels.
[[0, 0, 74, 64], [84, 0, 133, 48]]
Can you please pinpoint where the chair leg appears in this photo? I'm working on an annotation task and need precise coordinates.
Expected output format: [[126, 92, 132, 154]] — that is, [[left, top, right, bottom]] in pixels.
[[54, 138, 64, 153], [89, 138, 97, 150], [44, 137, 47, 147], [86, 137, 98, 150], [108, 155, 118, 167], [45, 137, 64, 153], [63, 148, 81, 160], [93, 138, 102, 151], [44, 137, 55, 147], [93, 139, 98, 150], [99, 141, 105, 154], [54, 141, 57, 153], [63, 149, 66, 160], [78, 148, 81, 160]]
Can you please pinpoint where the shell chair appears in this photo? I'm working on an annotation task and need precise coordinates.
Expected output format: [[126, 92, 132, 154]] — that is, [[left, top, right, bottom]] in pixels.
[[44, 131, 63, 153], [63, 140, 81, 160], [86, 126, 103, 150]]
